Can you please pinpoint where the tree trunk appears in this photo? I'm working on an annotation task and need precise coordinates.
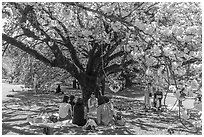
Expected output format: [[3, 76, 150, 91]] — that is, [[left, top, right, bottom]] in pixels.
[[81, 86, 100, 110], [78, 74, 99, 107], [124, 76, 132, 88], [100, 79, 105, 96], [73, 80, 77, 89]]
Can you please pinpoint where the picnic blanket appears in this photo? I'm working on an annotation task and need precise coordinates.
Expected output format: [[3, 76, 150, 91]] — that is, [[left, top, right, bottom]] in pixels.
[[27, 116, 78, 128]]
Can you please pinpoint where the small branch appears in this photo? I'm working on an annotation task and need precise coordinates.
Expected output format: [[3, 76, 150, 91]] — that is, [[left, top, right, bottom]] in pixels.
[[2, 43, 9, 56]]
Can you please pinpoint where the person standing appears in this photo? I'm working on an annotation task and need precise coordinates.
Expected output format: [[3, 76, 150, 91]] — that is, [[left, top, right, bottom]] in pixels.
[[152, 86, 157, 108], [33, 73, 38, 94], [156, 87, 163, 110], [73, 79, 77, 89], [144, 83, 151, 110], [76, 80, 80, 89]]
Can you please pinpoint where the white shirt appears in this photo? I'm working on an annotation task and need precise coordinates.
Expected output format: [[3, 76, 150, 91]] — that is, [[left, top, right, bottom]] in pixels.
[[88, 97, 98, 113], [59, 103, 72, 118], [33, 74, 37, 86]]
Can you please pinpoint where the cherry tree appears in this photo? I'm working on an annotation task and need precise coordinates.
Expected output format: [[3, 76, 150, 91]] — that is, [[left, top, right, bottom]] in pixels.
[[2, 2, 151, 104], [2, 2, 201, 110], [131, 2, 202, 124]]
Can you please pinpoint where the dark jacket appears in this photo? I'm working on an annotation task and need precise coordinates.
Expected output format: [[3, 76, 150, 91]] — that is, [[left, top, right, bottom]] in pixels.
[[55, 85, 62, 93], [72, 104, 86, 126]]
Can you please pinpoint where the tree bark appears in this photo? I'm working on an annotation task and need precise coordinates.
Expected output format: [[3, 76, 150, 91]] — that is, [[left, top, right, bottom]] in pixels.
[[78, 73, 99, 107], [101, 79, 105, 96], [124, 77, 133, 88]]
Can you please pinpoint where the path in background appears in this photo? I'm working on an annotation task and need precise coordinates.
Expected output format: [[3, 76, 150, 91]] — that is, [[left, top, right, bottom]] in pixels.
[[2, 83, 24, 101], [2, 82, 178, 105]]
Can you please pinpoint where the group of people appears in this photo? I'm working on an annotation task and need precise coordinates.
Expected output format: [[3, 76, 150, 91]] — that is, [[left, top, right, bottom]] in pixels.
[[58, 95, 87, 126], [58, 93, 124, 129], [144, 83, 163, 111], [88, 93, 116, 126]]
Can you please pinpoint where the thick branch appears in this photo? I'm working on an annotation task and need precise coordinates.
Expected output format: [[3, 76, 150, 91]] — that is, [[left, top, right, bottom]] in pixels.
[[2, 34, 52, 66], [104, 59, 134, 75], [3, 33, 81, 78], [86, 41, 99, 73], [42, 7, 84, 72], [104, 64, 122, 75], [67, 2, 138, 29], [182, 58, 201, 66], [105, 50, 125, 64]]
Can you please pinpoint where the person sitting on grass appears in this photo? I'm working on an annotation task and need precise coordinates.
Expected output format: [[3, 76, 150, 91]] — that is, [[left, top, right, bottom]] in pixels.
[[72, 98, 87, 126], [104, 96, 116, 116], [97, 96, 114, 126], [88, 93, 98, 117], [104, 96, 125, 126], [55, 84, 63, 94], [69, 95, 75, 111], [59, 95, 72, 121]]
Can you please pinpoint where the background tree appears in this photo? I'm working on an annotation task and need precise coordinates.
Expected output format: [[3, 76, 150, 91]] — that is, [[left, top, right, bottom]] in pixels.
[[2, 2, 146, 104]]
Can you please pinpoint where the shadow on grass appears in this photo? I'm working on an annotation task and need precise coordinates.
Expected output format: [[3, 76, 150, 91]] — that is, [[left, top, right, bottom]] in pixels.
[[2, 89, 202, 135], [2, 123, 39, 135], [54, 126, 135, 135]]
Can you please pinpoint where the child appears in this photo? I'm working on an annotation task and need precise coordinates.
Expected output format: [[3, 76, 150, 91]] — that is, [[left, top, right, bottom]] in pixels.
[[59, 95, 72, 121]]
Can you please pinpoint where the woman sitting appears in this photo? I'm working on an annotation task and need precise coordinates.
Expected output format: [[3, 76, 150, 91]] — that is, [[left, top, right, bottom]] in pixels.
[[97, 96, 114, 126], [88, 93, 98, 117], [72, 98, 87, 126], [59, 95, 72, 121], [104, 96, 116, 116], [104, 96, 125, 126]]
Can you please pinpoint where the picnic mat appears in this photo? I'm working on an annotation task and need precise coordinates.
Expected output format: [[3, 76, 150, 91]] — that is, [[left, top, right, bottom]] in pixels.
[[28, 118, 79, 128]]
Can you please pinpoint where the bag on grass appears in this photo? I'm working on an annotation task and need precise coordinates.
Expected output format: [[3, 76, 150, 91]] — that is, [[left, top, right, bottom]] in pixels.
[[83, 119, 97, 130], [49, 115, 58, 123], [34, 117, 44, 123], [43, 127, 53, 135], [116, 119, 125, 126], [114, 112, 125, 126], [114, 112, 122, 120]]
